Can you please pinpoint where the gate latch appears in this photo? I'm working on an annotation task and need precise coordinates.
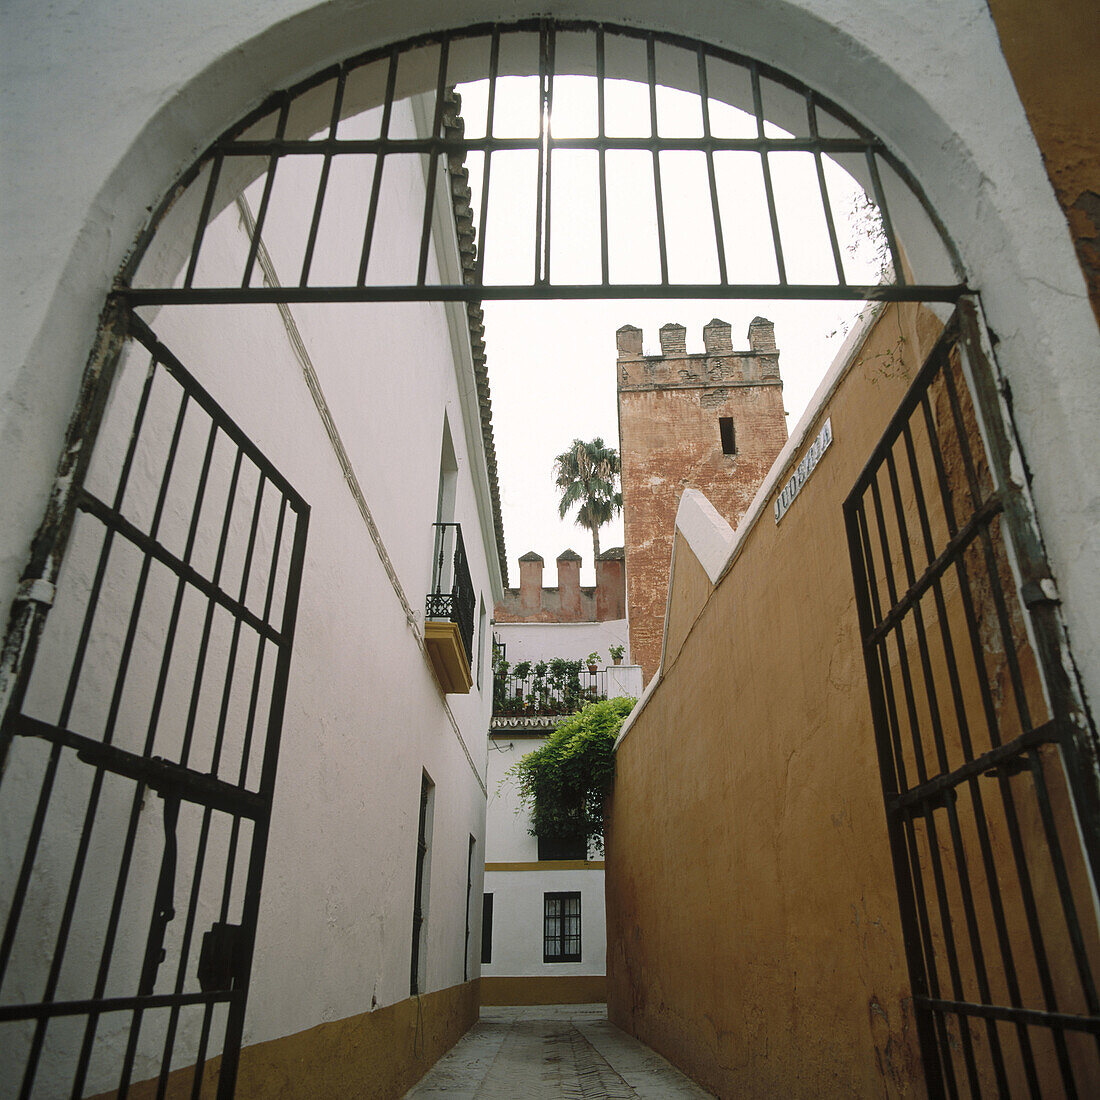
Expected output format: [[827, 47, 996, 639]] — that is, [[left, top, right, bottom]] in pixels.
[[197, 922, 244, 992]]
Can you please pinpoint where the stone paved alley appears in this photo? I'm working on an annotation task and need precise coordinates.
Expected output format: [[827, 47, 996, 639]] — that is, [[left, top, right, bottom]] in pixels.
[[403, 1005, 714, 1099]]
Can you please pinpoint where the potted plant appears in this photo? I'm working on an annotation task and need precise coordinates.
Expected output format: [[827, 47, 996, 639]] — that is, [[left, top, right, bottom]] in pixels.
[[586, 651, 601, 674], [512, 661, 531, 699], [533, 660, 549, 711], [609, 644, 625, 666]]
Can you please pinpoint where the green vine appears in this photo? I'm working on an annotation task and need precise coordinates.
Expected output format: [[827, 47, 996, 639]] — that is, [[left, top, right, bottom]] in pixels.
[[506, 696, 636, 853]]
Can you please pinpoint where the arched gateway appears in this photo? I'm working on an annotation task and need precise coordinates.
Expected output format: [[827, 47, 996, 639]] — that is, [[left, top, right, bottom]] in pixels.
[[1, 17, 1096, 1100]]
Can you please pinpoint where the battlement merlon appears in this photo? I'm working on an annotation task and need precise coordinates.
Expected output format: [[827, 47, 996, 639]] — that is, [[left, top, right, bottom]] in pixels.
[[616, 318, 782, 388]]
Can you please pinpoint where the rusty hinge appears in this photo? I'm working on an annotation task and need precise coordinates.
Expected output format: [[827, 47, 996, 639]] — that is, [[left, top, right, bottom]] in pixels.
[[1020, 577, 1060, 609]]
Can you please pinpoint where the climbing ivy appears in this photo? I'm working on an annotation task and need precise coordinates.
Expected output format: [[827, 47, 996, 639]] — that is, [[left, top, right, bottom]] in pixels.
[[506, 696, 636, 852]]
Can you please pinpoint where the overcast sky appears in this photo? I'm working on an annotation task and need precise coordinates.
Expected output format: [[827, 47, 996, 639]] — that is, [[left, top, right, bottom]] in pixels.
[[453, 76, 878, 585]]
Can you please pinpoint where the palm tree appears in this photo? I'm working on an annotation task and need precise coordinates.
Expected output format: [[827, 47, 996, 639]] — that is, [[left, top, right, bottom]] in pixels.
[[553, 438, 623, 562]]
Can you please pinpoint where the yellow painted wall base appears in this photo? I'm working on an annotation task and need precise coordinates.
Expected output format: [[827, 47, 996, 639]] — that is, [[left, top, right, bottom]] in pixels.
[[88, 979, 479, 1100], [480, 974, 606, 1005]]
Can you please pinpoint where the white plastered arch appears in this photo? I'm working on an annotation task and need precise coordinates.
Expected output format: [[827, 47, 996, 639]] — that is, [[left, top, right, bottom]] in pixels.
[[3, 0, 1099, 712]]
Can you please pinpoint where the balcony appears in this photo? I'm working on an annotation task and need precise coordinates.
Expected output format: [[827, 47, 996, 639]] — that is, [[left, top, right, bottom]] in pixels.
[[492, 659, 643, 725], [424, 522, 475, 694]]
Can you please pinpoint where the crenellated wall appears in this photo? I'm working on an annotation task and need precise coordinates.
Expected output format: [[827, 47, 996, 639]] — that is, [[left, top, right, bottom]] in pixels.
[[495, 548, 626, 624]]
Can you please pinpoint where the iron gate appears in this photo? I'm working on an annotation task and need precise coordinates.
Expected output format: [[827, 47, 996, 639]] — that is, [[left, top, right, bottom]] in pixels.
[[0, 310, 309, 1098], [117, 19, 966, 310], [845, 301, 1100, 1095]]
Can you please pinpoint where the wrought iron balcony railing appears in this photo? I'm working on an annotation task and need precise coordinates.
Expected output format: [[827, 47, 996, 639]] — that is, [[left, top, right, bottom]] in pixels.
[[426, 522, 475, 664], [493, 668, 609, 718]]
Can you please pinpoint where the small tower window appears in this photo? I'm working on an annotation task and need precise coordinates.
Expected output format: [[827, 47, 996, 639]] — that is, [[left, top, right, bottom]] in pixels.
[[719, 417, 736, 455]]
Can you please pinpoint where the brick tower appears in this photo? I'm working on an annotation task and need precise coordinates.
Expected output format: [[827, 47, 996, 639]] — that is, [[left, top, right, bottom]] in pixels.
[[616, 318, 788, 684]]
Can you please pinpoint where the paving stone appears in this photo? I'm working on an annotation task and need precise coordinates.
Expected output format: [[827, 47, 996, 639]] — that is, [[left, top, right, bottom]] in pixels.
[[403, 1005, 714, 1099]]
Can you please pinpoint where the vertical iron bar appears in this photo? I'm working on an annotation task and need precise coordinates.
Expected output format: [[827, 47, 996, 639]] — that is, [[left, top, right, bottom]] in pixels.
[[416, 39, 451, 287], [299, 67, 348, 286], [596, 29, 609, 286], [474, 30, 500, 289], [533, 22, 548, 286], [241, 98, 290, 288], [697, 48, 729, 286], [358, 49, 399, 286], [750, 63, 787, 285], [864, 150, 905, 287], [540, 24, 556, 285], [646, 35, 669, 284], [189, 1000, 218, 1100], [806, 93, 845, 286], [184, 156, 224, 289]]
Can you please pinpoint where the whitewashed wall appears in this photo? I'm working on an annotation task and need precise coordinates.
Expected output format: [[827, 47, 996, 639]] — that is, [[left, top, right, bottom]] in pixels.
[[486, 735, 540, 866], [495, 620, 629, 667], [483, 869, 607, 979], [484, 736, 606, 980], [0, 98, 497, 1095]]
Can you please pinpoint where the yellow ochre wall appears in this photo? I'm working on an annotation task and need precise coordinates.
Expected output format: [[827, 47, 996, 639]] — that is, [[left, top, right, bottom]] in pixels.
[[89, 979, 478, 1100], [987, 0, 1100, 324], [606, 291, 1100, 1095], [605, 303, 946, 1097]]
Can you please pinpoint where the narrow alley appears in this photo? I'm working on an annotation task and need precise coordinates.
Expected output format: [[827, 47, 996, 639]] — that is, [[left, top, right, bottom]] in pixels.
[[403, 1006, 713, 1099]]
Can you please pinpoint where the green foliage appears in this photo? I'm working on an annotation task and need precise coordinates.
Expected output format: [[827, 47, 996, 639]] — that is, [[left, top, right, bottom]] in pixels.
[[506, 696, 636, 849]]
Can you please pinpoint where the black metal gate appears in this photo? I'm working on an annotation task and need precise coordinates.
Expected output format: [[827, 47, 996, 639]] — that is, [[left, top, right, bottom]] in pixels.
[[0, 310, 309, 1098], [845, 300, 1100, 1095]]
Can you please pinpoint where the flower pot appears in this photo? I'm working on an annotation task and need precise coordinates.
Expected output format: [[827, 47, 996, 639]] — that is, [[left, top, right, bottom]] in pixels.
[[587, 664, 598, 674], [612, 657, 622, 666]]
